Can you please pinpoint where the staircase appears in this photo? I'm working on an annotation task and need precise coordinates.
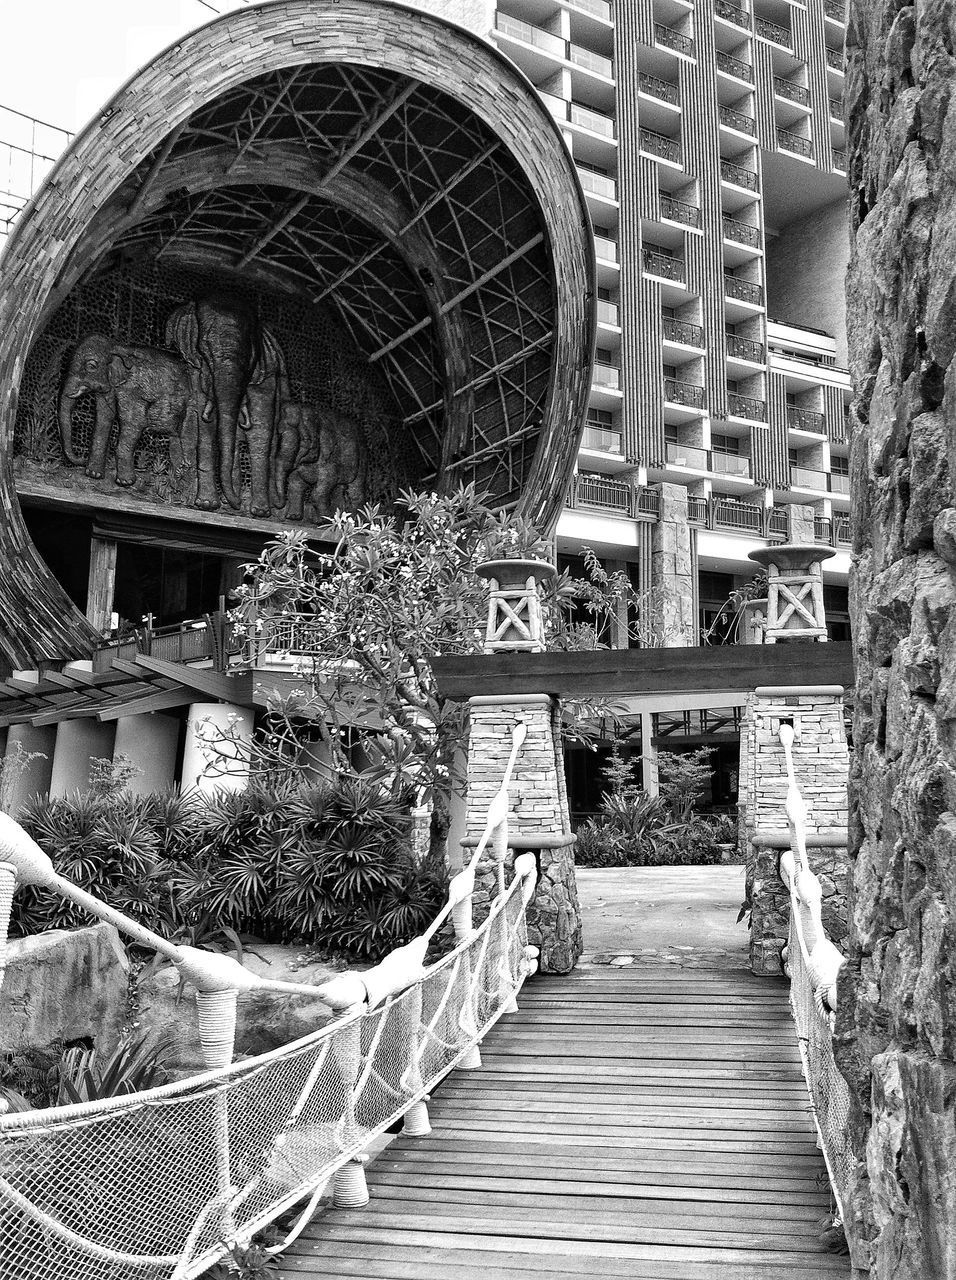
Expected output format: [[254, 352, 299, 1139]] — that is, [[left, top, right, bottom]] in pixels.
[[280, 963, 849, 1279]]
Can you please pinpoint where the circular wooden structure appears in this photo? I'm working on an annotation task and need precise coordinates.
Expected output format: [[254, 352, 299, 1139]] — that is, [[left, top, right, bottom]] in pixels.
[[0, 0, 594, 666]]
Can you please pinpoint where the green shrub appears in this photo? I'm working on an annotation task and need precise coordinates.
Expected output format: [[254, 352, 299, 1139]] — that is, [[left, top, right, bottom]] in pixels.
[[574, 788, 729, 869], [11, 777, 445, 964]]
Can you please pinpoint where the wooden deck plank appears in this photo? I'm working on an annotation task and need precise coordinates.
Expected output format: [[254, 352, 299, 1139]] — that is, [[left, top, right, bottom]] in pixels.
[[279, 965, 847, 1280]]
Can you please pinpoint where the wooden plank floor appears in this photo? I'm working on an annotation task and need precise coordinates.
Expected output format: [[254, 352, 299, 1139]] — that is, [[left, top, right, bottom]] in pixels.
[[280, 965, 849, 1280]]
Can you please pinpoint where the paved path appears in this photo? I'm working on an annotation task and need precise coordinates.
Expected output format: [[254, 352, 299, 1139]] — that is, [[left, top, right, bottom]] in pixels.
[[280, 961, 848, 1280]]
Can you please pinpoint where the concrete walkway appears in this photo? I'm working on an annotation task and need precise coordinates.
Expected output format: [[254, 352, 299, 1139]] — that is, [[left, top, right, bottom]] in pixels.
[[576, 865, 750, 969]]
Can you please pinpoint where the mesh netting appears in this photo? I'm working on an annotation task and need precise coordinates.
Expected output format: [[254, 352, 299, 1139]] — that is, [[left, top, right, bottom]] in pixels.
[[0, 877, 530, 1280], [786, 885, 853, 1224]]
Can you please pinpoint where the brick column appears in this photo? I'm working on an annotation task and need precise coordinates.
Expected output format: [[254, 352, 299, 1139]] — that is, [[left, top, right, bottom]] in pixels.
[[741, 685, 849, 974], [652, 483, 694, 645]]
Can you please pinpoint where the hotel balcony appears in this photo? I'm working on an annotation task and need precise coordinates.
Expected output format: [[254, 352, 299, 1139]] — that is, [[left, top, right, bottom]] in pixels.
[[716, 50, 754, 83], [773, 77, 811, 107], [727, 391, 767, 421], [826, 47, 845, 73], [720, 158, 759, 193], [714, 0, 751, 29], [654, 22, 694, 57], [640, 127, 682, 166], [664, 377, 706, 423], [596, 298, 620, 328], [659, 192, 701, 228], [719, 104, 757, 137], [776, 126, 813, 159], [572, 473, 632, 514], [592, 361, 621, 390], [666, 440, 708, 469], [710, 450, 752, 478], [824, 0, 846, 21], [724, 273, 764, 313], [643, 248, 689, 305], [726, 332, 765, 364], [790, 464, 828, 491], [662, 316, 704, 349], [756, 15, 792, 47], [639, 72, 680, 106], [581, 424, 622, 454], [830, 473, 851, 495], [786, 405, 826, 433]]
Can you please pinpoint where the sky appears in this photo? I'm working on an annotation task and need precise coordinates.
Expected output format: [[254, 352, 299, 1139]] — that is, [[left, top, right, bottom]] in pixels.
[[1, 0, 251, 136]]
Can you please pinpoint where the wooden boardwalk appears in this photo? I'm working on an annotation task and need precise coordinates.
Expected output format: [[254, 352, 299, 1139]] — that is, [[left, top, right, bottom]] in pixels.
[[281, 965, 849, 1280]]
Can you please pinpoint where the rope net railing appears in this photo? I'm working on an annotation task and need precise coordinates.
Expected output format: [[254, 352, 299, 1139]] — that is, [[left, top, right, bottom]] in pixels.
[[776, 724, 853, 1228], [0, 722, 538, 1280]]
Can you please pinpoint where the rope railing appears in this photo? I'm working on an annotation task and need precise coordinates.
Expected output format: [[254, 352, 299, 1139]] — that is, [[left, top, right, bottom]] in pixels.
[[0, 721, 538, 1279], [777, 724, 853, 1230]]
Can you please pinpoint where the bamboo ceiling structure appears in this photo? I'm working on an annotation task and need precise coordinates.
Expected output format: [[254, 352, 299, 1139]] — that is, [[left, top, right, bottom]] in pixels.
[[0, 0, 594, 668]]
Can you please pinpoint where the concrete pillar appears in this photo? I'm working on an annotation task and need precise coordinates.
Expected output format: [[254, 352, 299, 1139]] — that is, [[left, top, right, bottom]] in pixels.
[[49, 719, 117, 799], [86, 536, 118, 634], [182, 702, 253, 796], [651, 483, 694, 646], [605, 558, 631, 650], [113, 713, 179, 796], [640, 712, 658, 797], [1, 724, 56, 812]]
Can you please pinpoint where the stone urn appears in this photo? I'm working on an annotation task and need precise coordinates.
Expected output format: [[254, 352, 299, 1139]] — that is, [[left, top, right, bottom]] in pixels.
[[748, 543, 835, 643], [475, 557, 557, 652]]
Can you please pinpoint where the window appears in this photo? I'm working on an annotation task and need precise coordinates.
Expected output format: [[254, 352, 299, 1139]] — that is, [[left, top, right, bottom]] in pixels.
[[588, 408, 614, 426], [597, 287, 613, 301], [596, 346, 614, 363], [663, 363, 678, 379], [711, 433, 740, 455], [830, 454, 849, 475]]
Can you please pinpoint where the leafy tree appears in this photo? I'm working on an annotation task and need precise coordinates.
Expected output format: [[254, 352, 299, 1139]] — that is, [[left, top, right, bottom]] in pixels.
[[657, 748, 713, 822], [228, 485, 678, 857]]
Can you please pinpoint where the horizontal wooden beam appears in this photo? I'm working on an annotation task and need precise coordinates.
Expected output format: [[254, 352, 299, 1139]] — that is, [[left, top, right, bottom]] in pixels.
[[429, 643, 855, 701], [96, 688, 197, 721], [128, 654, 253, 704]]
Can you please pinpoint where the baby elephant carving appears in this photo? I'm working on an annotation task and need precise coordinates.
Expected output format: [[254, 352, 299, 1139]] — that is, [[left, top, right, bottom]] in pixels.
[[273, 402, 367, 520]]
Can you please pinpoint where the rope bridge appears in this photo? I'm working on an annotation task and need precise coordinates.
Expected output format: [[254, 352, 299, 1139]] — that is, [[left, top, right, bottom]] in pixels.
[[777, 723, 854, 1236], [0, 723, 538, 1280]]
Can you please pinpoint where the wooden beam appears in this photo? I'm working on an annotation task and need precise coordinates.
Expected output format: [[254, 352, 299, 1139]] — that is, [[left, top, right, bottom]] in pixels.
[[127, 122, 186, 219], [126, 654, 254, 704], [369, 233, 545, 363], [429, 643, 855, 701], [235, 193, 311, 268], [96, 688, 196, 722]]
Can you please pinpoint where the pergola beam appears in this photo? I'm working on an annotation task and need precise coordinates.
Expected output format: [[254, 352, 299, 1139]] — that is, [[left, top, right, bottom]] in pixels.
[[127, 122, 186, 219]]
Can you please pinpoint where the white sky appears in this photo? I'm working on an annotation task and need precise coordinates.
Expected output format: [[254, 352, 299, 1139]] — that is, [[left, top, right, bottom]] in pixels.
[[1, 0, 251, 135]]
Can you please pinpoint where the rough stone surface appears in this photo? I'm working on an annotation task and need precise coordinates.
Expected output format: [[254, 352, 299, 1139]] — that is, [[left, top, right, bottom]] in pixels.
[[740, 691, 850, 971], [136, 946, 338, 1079], [0, 924, 129, 1056], [841, 3, 956, 1271]]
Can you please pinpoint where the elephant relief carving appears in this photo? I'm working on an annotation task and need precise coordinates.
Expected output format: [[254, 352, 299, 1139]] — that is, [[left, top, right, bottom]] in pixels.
[[165, 298, 289, 516], [58, 334, 201, 495], [273, 402, 367, 521]]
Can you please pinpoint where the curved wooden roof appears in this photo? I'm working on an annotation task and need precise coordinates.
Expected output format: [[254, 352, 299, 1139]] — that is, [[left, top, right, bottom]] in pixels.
[[0, 0, 594, 666]]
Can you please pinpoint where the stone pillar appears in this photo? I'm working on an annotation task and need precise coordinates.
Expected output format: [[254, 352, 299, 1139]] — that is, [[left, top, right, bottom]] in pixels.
[[652, 483, 694, 645], [741, 686, 849, 974], [49, 719, 117, 799], [1, 723, 56, 812], [787, 503, 817, 545], [640, 712, 658, 798], [605, 558, 631, 649], [86, 536, 118, 634], [113, 713, 179, 796], [462, 693, 582, 974], [181, 702, 253, 796]]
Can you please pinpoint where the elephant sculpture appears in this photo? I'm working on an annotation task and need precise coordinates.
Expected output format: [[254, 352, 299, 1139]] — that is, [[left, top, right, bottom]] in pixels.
[[165, 299, 288, 515], [58, 334, 209, 500], [273, 401, 367, 520]]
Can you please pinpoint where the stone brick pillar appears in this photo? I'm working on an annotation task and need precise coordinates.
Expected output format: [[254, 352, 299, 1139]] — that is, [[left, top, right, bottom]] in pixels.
[[652, 483, 694, 645], [461, 693, 582, 974], [741, 685, 849, 974]]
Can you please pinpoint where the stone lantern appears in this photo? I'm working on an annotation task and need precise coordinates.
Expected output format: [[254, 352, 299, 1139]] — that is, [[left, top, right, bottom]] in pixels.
[[748, 543, 835, 643], [475, 558, 557, 652]]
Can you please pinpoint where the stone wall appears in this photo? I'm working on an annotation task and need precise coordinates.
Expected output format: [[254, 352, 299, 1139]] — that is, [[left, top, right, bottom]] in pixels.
[[741, 687, 850, 973], [463, 693, 583, 974], [842, 2, 956, 1273]]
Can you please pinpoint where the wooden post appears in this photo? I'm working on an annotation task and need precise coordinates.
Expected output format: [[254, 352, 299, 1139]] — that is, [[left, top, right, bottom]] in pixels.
[[85, 537, 117, 634]]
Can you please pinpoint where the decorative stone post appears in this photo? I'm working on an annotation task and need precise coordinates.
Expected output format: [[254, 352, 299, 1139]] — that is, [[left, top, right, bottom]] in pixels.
[[740, 544, 849, 974], [461, 558, 583, 974]]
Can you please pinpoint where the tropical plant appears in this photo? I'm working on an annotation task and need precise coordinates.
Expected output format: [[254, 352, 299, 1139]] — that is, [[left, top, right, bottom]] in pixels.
[[56, 1034, 169, 1104], [657, 748, 713, 823], [0, 740, 47, 814]]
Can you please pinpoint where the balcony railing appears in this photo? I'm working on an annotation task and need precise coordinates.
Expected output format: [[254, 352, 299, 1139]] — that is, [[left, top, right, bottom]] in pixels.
[[636, 488, 661, 518], [756, 16, 791, 45], [768, 507, 790, 538], [726, 332, 764, 361], [814, 516, 832, 543], [722, 214, 761, 247], [640, 128, 681, 163], [93, 613, 237, 674], [659, 192, 701, 226], [570, 101, 616, 136], [715, 0, 751, 27], [688, 495, 709, 524], [720, 158, 759, 191], [826, 47, 844, 71], [724, 274, 764, 304], [581, 425, 622, 453], [830, 473, 850, 494], [787, 405, 825, 432], [639, 73, 679, 105], [643, 248, 685, 281], [666, 440, 708, 468], [711, 450, 752, 478], [774, 77, 811, 106], [713, 497, 763, 532], [833, 513, 851, 545], [574, 474, 631, 513], [578, 167, 617, 199], [664, 377, 705, 408], [596, 298, 619, 326], [594, 234, 618, 262], [829, 96, 844, 120], [592, 362, 621, 389], [832, 147, 847, 170], [824, 0, 846, 20], [719, 104, 756, 136], [654, 23, 694, 54], [777, 126, 813, 157], [570, 43, 615, 78], [716, 50, 754, 82], [663, 316, 704, 347], [728, 392, 767, 421], [495, 14, 565, 57], [791, 464, 828, 489]]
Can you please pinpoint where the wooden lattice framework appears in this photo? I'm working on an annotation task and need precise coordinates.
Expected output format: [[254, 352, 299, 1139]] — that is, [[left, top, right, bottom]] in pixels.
[[0, 0, 595, 667]]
